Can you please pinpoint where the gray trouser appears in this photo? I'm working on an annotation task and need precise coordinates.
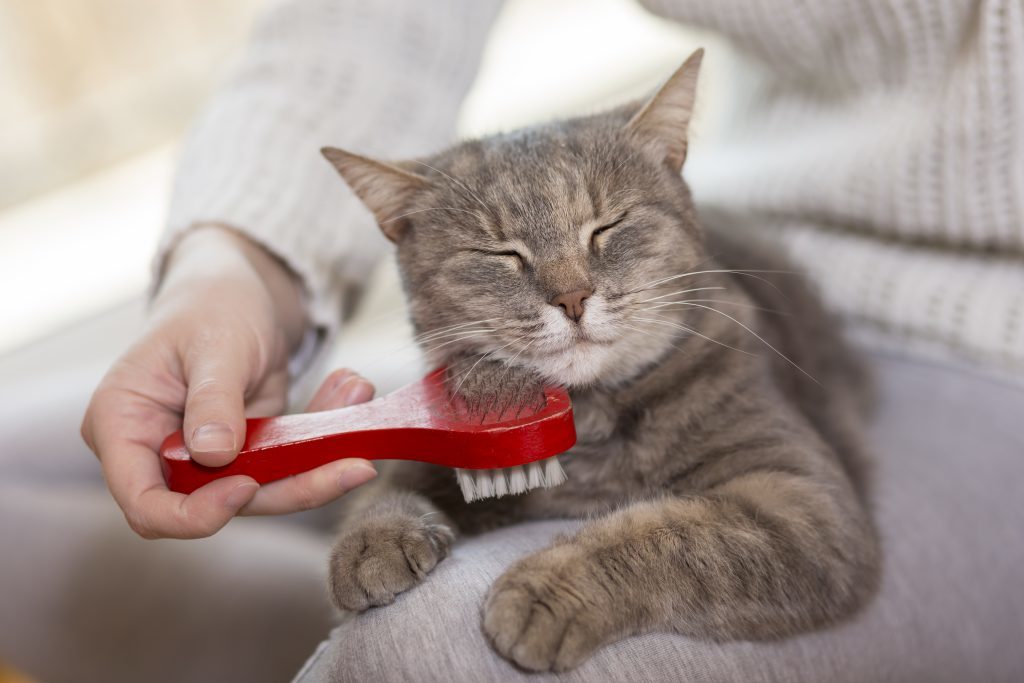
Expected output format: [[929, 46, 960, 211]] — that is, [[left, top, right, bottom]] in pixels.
[[295, 352, 1024, 682]]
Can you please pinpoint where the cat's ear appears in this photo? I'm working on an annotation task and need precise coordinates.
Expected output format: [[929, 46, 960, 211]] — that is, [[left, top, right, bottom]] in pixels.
[[625, 48, 703, 173], [321, 147, 429, 242]]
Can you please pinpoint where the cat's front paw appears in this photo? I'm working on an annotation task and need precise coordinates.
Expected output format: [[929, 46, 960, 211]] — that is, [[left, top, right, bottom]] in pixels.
[[329, 514, 454, 612], [483, 544, 613, 672]]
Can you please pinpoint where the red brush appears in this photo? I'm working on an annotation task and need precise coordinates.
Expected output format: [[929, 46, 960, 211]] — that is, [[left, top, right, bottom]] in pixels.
[[160, 368, 576, 503]]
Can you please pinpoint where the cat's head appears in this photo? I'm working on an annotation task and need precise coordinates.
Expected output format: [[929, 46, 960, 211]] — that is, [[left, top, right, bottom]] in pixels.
[[324, 50, 706, 388]]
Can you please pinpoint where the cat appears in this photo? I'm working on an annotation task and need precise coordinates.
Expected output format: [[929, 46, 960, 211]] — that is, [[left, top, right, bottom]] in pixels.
[[320, 49, 880, 673]]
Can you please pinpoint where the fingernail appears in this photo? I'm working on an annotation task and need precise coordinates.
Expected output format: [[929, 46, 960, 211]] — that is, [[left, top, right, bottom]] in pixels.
[[341, 379, 374, 405], [328, 370, 355, 391], [192, 422, 236, 453], [337, 461, 377, 492], [224, 481, 258, 509]]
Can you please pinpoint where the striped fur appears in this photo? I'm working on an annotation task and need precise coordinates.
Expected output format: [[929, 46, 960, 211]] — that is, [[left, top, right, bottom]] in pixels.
[[324, 52, 879, 672]]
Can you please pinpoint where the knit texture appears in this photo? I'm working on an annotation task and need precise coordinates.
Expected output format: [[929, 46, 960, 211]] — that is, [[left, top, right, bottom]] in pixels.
[[648, 0, 1024, 375], [160, 0, 504, 338], [161, 0, 1024, 378]]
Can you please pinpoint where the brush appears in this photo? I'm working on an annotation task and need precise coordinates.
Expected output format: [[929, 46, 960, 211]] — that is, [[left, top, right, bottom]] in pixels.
[[160, 368, 575, 503]]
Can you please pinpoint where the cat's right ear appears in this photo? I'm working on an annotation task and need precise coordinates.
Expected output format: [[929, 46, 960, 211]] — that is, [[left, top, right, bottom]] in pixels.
[[321, 147, 429, 242], [625, 48, 703, 173]]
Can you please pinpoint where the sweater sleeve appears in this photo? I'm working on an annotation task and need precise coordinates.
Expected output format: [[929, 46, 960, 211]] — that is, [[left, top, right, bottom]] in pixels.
[[156, 0, 505, 367]]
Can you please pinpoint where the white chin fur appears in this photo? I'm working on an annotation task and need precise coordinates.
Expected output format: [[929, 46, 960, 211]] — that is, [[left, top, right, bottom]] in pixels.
[[529, 342, 619, 386], [486, 293, 677, 388]]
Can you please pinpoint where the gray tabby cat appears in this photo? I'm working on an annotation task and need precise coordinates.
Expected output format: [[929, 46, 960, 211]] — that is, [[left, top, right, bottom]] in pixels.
[[320, 49, 879, 672]]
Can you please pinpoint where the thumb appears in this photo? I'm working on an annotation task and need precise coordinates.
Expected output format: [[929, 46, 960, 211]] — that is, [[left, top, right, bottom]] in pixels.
[[181, 341, 252, 467]]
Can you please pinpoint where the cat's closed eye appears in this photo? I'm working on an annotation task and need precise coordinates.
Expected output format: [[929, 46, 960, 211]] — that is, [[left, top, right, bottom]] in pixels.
[[589, 215, 627, 251], [473, 248, 525, 268]]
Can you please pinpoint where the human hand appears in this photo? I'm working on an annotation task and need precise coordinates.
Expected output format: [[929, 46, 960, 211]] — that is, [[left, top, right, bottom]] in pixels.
[[81, 226, 377, 539]]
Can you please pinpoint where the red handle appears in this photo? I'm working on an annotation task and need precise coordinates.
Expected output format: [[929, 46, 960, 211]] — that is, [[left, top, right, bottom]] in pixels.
[[160, 369, 576, 494]]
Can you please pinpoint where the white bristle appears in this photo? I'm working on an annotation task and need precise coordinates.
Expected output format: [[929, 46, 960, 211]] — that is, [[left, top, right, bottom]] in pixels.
[[455, 457, 567, 503], [508, 466, 528, 495], [544, 457, 567, 488], [493, 470, 509, 497], [477, 472, 494, 499], [456, 469, 477, 501], [527, 462, 544, 489]]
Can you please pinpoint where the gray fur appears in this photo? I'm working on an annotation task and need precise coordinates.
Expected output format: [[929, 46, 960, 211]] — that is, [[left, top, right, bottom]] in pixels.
[[323, 50, 879, 672]]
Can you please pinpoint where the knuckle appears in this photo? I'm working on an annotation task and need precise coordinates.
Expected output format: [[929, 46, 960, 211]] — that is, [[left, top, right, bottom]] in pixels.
[[188, 377, 230, 401], [294, 482, 324, 512], [124, 510, 157, 540], [296, 490, 320, 512], [177, 504, 219, 539]]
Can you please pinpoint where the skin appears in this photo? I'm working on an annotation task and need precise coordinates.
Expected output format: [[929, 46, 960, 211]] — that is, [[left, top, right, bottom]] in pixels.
[[81, 226, 378, 539], [322, 50, 880, 673]]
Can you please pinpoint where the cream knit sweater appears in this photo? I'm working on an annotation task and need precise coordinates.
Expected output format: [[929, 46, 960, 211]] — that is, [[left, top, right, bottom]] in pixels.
[[162, 0, 1024, 379]]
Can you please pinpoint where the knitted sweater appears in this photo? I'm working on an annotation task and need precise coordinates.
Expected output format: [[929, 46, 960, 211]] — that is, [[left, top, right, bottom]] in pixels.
[[161, 0, 1024, 379]]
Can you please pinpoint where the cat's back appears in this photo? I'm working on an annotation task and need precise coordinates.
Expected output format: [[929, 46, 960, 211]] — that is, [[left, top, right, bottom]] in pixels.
[[701, 208, 874, 497]]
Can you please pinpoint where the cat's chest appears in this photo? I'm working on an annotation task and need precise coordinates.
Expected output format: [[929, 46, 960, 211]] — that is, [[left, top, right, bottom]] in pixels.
[[520, 390, 653, 515], [568, 389, 619, 444]]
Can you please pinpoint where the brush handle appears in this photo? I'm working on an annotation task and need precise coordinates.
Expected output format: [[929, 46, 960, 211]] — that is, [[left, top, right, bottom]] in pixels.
[[160, 369, 576, 494]]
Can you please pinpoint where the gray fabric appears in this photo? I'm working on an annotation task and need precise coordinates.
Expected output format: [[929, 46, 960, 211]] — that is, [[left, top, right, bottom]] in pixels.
[[0, 303, 338, 683], [294, 352, 1024, 683], [0, 485, 335, 683]]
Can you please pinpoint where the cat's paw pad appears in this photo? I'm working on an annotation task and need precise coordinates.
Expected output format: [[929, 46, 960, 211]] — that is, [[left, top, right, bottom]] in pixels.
[[329, 515, 454, 612], [482, 546, 610, 672]]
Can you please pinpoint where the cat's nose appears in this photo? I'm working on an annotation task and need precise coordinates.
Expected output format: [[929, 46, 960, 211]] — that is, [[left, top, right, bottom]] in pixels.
[[549, 288, 593, 323]]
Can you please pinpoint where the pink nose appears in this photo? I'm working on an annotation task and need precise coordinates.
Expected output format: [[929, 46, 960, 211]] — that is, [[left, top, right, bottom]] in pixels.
[[549, 288, 593, 323]]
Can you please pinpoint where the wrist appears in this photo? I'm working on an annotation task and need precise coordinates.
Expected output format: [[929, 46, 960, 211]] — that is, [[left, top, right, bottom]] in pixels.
[[157, 225, 309, 352]]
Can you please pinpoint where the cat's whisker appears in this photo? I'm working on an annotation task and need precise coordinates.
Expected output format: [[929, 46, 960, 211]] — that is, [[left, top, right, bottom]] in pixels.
[[416, 329, 499, 348], [411, 161, 492, 214], [661, 302, 820, 384], [618, 323, 688, 354], [451, 335, 528, 397], [415, 326, 498, 344], [492, 338, 540, 417], [634, 286, 726, 304], [419, 331, 498, 358], [383, 206, 483, 224], [631, 315, 757, 357], [505, 337, 536, 367], [414, 318, 502, 342], [623, 269, 794, 297], [637, 299, 789, 316]]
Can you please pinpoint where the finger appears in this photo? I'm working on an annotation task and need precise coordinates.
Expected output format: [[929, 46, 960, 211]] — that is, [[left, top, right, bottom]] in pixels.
[[240, 458, 377, 516], [130, 474, 259, 539], [90, 400, 259, 538], [181, 339, 253, 467], [306, 368, 375, 412]]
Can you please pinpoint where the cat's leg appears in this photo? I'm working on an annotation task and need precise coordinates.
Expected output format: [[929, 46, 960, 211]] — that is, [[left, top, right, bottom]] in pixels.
[[328, 487, 455, 612], [328, 358, 551, 612], [482, 459, 878, 672], [328, 457, 532, 611]]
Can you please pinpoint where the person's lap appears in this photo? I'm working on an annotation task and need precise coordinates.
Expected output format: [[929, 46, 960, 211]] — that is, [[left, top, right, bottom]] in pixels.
[[294, 351, 1024, 682], [4, 321, 1021, 682]]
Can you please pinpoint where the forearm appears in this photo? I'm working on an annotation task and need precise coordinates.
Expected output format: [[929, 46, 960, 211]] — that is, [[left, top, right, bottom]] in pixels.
[[156, 225, 308, 353], [160, 0, 505, 343]]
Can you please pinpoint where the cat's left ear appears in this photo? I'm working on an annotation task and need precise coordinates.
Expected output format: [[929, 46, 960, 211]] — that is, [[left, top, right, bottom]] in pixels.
[[321, 147, 429, 242], [625, 48, 703, 173]]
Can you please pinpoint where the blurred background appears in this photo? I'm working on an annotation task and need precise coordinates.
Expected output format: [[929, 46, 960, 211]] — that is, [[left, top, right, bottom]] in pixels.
[[0, 0, 732, 455], [0, 0, 729, 358]]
